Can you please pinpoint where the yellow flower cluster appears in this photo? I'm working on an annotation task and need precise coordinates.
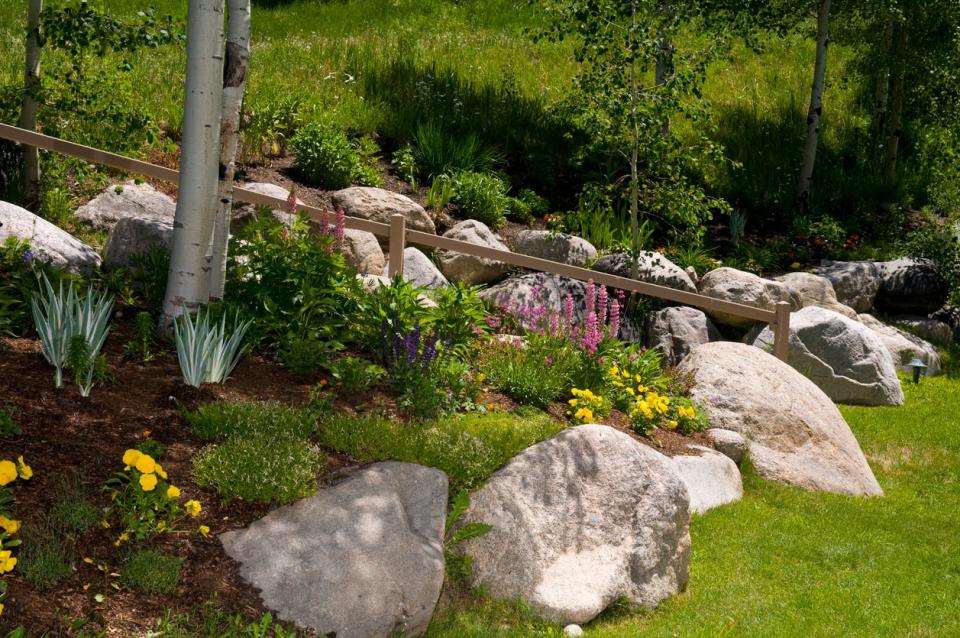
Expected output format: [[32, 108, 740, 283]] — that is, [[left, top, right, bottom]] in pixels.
[[0, 456, 32, 486], [567, 388, 607, 424], [123, 449, 171, 493]]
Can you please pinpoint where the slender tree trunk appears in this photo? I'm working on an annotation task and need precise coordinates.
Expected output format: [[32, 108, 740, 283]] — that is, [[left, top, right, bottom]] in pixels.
[[161, 0, 226, 326], [628, 0, 641, 280], [883, 23, 907, 188], [19, 0, 42, 210], [870, 13, 895, 136], [208, 0, 251, 300], [654, 2, 673, 137], [796, 0, 831, 210]]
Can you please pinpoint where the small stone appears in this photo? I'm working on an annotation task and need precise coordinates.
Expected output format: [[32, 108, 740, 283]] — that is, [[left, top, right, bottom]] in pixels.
[[563, 624, 585, 637]]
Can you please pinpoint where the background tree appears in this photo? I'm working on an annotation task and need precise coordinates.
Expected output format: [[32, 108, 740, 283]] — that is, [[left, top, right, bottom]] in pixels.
[[19, 0, 41, 210], [795, 0, 831, 210]]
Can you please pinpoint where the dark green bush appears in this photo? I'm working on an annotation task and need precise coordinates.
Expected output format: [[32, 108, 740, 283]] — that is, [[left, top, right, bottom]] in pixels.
[[478, 336, 579, 407], [413, 122, 501, 179], [451, 171, 511, 228], [291, 122, 382, 189]]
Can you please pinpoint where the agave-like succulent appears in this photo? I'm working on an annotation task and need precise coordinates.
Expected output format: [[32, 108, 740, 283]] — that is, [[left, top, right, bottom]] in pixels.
[[173, 307, 251, 387]]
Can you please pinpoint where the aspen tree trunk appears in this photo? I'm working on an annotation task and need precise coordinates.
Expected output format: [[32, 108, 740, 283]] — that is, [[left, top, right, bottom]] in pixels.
[[654, 2, 673, 137], [161, 0, 225, 326], [628, 0, 641, 280], [883, 23, 907, 188], [870, 14, 895, 135], [208, 0, 251, 300], [796, 0, 831, 210], [19, 0, 42, 210]]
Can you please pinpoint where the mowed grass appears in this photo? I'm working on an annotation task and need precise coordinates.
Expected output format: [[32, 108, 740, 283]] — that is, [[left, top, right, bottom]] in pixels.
[[426, 377, 960, 637]]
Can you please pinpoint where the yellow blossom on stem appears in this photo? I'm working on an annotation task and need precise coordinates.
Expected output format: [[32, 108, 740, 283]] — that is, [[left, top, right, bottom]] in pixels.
[[198, 525, 210, 537], [135, 454, 156, 474], [139, 473, 158, 491], [0, 549, 17, 573], [166, 485, 181, 499], [155, 463, 168, 480], [16, 456, 32, 480], [0, 461, 17, 486], [122, 449, 142, 468], [184, 500, 202, 517], [0, 516, 20, 535]]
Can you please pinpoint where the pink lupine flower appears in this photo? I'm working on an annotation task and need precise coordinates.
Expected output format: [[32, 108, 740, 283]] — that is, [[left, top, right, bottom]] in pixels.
[[585, 280, 596, 317], [598, 285, 608, 328], [335, 208, 345, 247], [562, 295, 574, 329], [609, 299, 621, 339]]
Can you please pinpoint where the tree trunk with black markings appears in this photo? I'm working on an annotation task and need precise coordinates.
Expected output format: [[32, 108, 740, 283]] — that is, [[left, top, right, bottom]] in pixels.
[[796, 0, 831, 210], [20, 0, 42, 210], [883, 21, 907, 188]]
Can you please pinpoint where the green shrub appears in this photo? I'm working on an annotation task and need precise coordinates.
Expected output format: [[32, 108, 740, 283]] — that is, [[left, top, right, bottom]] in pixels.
[[277, 335, 336, 376], [291, 122, 381, 189], [478, 336, 579, 407], [0, 407, 19, 438], [902, 220, 960, 304], [241, 95, 303, 162], [120, 549, 182, 594], [413, 122, 501, 179], [327, 355, 385, 392], [429, 282, 490, 354], [193, 434, 323, 504], [392, 144, 417, 188], [183, 400, 318, 441], [516, 188, 550, 217], [318, 411, 565, 494], [128, 245, 170, 312], [49, 493, 98, 534], [451, 171, 511, 228], [426, 175, 455, 210], [18, 535, 73, 590], [136, 437, 168, 460]]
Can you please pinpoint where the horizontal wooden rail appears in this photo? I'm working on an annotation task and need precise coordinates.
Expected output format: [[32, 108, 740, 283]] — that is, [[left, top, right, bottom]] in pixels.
[[0, 123, 791, 359]]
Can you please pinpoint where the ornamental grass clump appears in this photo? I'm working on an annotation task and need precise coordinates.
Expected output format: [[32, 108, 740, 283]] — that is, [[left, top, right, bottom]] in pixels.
[[104, 449, 204, 543], [173, 307, 251, 387], [30, 273, 113, 389]]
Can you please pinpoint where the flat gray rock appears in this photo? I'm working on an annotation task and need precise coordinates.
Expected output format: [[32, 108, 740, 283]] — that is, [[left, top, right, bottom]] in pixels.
[[678, 342, 883, 496], [752, 306, 904, 406], [0, 200, 100, 273], [646, 306, 722, 366], [332, 186, 436, 235], [891, 314, 954, 347], [593, 251, 697, 293], [859, 314, 941, 377], [437, 219, 510, 284], [221, 462, 447, 638], [382, 247, 448, 289], [342, 227, 385, 275], [670, 446, 743, 514], [813, 261, 881, 314], [697, 267, 798, 328], [75, 181, 175, 230], [462, 424, 690, 625], [875, 258, 947, 315], [232, 182, 299, 233], [103, 216, 173, 268], [514, 230, 597, 267], [480, 272, 589, 326], [704, 428, 747, 464]]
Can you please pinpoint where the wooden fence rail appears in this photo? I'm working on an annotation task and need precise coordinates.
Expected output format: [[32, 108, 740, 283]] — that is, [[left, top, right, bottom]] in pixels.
[[0, 123, 792, 360]]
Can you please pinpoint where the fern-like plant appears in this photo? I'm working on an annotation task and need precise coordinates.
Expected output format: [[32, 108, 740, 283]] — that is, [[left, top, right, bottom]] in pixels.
[[173, 308, 251, 387]]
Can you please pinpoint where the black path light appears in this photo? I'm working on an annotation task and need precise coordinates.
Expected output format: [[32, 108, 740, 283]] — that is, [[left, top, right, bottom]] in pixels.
[[908, 358, 928, 384]]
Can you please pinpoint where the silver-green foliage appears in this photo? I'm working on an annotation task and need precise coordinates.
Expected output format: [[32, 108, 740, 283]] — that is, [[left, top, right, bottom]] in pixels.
[[173, 308, 251, 387], [30, 273, 113, 389]]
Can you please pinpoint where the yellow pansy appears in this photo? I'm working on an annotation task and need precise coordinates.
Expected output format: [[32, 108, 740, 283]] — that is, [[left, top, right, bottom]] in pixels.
[[122, 448, 142, 468], [0, 550, 17, 573], [155, 464, 168, 480], [198, 525, 210, 537], [678, 405, 696, 419], [99, 519, 111, 529], [574, 407, 594, 422], [0, 461, 17, 486], [184, 500, 202, 517], [135, 454, 156, 474], [667, 420, 678, 429], [166, 485, 181, 499], [139, 473, 158, 491], [626, 387, 635, 396], [568, 398, 578, 407], [16, 456, 32, 480], [0, 516, 20, 535]]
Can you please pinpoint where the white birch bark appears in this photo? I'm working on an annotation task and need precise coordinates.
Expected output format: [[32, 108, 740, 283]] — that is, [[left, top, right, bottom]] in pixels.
[[796, 0, 831, 209], [161, 0, 225, 326], [19, 0, 42, 210], [208, 0, 251, 300], [883, 23, 907, 188]]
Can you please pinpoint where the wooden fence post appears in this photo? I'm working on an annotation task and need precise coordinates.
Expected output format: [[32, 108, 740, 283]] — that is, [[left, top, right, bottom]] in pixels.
[[388, 214, 406, 277], [773, 301, 791, 362]]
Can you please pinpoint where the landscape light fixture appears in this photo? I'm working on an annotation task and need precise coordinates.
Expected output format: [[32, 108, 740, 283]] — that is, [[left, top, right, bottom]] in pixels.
[[908, 358, 928, 384]]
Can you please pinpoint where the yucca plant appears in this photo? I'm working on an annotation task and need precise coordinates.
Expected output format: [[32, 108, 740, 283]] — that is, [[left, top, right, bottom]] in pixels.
[[31, 274, 113, 389], [173, 308, 251, 387]]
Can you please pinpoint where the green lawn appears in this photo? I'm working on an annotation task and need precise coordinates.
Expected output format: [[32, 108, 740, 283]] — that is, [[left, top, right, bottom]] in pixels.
[[427, 376, 960, 637]]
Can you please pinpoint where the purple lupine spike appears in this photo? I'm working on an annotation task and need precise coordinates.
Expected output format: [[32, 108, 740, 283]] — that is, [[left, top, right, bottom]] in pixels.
[[598, 285, 608, 327], [609, 299, 621, 340], [406, 324, 421, 364], [585, 280, 596, 317], [581, 310, 600, 354], [617, 289, 626, 302], [422, 332, 439, 369], [319, 208, 330, 236], [562, 295, 574, 330]]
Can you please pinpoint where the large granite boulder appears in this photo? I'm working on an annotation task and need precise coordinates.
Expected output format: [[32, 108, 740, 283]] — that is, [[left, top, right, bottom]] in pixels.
[[514, 230, 597, 267], [436, 219, 511, 285], [461, 424, 690, 625], [342, 228, 385, 275], [593, 251, 697, 293], [382, 247, 448, 289], [774, 271, 858, 319], [479, 273, 588, 325], [645, 306, 722, 366], [875, 258, 947, 315], [859, 314, 942, 377], [103, 216, 173, 268], [751, 306, 903, 406], [669, 446, 743, 515], [678, 342, 883, 496], [221, 462, 447, 638], [75, 181, 176, 230], [812, 260, 882, 313], [697, 267, 798, 328], [232, 182, 299, 233], [704, 429, 747, 465], [332, 187, 436, 236], [930, 306, 960, 343], [0, 201, 100, 273]]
